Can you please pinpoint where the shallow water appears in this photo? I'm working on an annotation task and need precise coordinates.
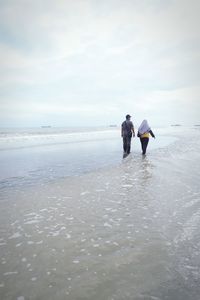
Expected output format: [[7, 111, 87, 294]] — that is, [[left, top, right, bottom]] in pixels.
[[0, 127, 175, 190], [0, 127, 200, 299]]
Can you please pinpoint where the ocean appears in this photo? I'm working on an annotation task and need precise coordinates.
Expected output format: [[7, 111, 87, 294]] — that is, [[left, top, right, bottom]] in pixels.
[[0, 126, 175, 190], [0, 126, 200, 300]]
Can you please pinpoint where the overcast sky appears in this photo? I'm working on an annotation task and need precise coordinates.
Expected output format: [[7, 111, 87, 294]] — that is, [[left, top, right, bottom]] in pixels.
[[0, 0, 199, 127]]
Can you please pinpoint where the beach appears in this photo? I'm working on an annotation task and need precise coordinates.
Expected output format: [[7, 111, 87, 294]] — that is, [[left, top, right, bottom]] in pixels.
[[0, 126, 200, 300]]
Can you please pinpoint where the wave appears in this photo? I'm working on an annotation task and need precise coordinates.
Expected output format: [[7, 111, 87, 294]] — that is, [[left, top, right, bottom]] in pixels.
[[0, 127, 119, 151]]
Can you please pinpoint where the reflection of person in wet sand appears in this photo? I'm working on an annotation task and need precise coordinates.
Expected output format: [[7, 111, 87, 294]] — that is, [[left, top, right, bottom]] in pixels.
[[140, 156, 153, 182], [137, 120, 155, 155], [121, 114, 135, 157]]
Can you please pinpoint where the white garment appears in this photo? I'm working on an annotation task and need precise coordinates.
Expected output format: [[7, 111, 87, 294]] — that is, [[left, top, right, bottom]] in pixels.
[[138, 120, 151, 135]]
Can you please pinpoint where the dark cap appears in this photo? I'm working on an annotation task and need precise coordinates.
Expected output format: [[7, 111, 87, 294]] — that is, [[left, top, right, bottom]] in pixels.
[[126, 114, 131, 119]]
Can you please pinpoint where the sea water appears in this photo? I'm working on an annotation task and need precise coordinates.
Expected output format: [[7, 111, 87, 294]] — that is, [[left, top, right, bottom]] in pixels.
[[0, 126, 176, 190]]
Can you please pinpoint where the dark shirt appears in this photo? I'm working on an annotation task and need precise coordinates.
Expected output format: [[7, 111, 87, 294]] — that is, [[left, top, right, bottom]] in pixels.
[[121, 120, 134, 137]]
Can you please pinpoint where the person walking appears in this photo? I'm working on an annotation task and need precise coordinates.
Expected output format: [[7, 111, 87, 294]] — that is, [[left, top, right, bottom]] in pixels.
[[137, 120, 155, 155], [121, 114, 135, 156]]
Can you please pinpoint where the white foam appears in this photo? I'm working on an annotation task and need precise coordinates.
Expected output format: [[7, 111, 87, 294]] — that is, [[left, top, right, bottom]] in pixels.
[[4, 271, 18, 276], [73, 260, 80, 264], [104, 222, 112, 228], [36, 240, 43, 244], [80, 191, 90, 196], [8, 232, 22, 239], [27, 241, 34, 245], [31, 277, 37, 281], [24, 220, 40, 225], [21, 258, 27, 262], [122, 184, 133, 188]]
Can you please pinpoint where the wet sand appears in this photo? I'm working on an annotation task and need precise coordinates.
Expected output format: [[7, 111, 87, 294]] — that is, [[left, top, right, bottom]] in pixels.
[[0, 128, 200, 300]]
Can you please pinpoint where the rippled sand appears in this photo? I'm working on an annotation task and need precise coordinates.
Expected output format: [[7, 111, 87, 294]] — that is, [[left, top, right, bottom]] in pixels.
[[0, 128, 200, 300]]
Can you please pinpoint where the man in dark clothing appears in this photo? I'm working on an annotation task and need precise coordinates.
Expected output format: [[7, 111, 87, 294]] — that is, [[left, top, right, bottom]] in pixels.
[[121, 114, 135, 155]]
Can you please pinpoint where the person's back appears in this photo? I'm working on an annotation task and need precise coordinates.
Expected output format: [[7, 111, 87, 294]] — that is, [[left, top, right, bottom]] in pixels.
[[137, 119, 155, 155], [121, 119, 133, 137], [121, 114, 135, 155]]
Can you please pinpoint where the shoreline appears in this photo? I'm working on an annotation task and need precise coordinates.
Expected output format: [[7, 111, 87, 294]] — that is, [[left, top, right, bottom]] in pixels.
[[0, 128, 200, 299]]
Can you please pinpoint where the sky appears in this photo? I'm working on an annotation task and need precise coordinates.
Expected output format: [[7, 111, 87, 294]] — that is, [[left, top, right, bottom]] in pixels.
[[0, 0, 199, 127]]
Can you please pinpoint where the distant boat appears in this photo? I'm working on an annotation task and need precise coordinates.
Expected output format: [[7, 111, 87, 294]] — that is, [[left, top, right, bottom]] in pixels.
[[41, 126, 51, 128], [171, 124, 181, 127], [194, 124, 200, 127], [109, 124, 117, 127]]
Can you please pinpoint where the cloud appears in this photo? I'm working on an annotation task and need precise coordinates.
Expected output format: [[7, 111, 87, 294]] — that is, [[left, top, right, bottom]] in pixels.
[[0, 0, 199, 126]]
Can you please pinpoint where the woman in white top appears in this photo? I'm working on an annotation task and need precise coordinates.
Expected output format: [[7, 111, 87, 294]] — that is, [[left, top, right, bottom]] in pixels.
[[137, 120, 155, 155]]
